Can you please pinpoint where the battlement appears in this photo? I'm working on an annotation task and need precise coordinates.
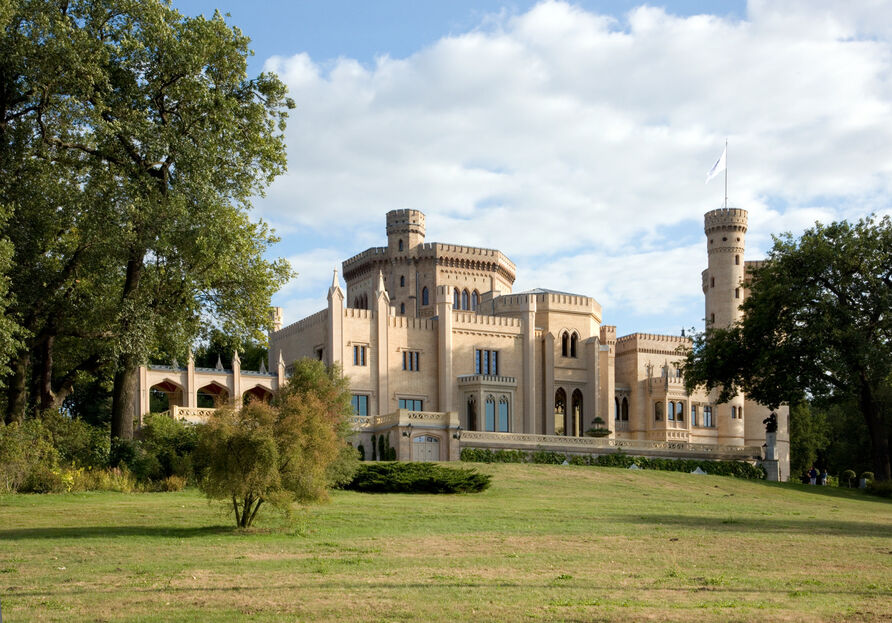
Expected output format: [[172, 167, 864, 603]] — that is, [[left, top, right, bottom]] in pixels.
[[273, 309, 328, 339], [704, 207, 748, 234], [388, 315, 436, 330], [616, 332, 692, 353], [386, 209, 426, 237], [452, 311, 523, 331]]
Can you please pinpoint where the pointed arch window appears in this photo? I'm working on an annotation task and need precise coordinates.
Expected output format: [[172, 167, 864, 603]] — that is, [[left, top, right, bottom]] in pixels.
[[398, 239, 404, 251], [400, 302, 405, 315], [484, 395, 496, 431], [453, 288, 460, 308], [471, 290, 479, 311], [461, 289, 470, 310], [571, 389, 583, 436], [570, 333, 578, 358], [561, 332, 569, 357], [400, 275, 405, 287], [621, 397, 629, 421], [421, 287, 429, 306], [498, 397, 509, 432], [467, 396, 477, 430], [554, 388, 566, 436], [615, 397, 620, 420]]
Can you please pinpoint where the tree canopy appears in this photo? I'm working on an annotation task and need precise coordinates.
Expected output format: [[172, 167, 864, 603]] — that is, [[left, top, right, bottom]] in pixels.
[[0, 0, 293, 432], [683, 216, 892, 480]]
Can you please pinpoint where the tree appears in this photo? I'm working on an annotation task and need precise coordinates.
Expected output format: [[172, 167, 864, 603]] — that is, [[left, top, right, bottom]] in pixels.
[[196, 359, 357, 528], [0, 1, 293, 432], [683, 216, 892, 480]]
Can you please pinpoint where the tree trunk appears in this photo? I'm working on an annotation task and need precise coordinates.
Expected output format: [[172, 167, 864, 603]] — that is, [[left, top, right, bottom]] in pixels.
[[110, 251, 145, 440], [110, 352, 138, 440], [37, 334, 55, 411], [5, 352, 29, 423], [860, 382, 891, 481]]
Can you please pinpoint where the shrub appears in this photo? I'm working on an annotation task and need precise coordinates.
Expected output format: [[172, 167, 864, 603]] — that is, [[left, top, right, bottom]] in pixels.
[[842, 469, 857, 487], [357, 444, 365, 461], [41, 411, 110, 468], [0, 419, 63, 493], [530, 450, 566, 464], [460, 448, 525, 463], [344, 462, 491, 494], [140, 413, 198, 481], [865, 479, 892, 498], [860, 471, 875, 481]]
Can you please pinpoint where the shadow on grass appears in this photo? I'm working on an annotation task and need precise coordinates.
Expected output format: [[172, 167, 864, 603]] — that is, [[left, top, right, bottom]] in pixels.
[[621, 513, 891, 537], [756, 479, 889, 502], [0, 525, 237, 540]]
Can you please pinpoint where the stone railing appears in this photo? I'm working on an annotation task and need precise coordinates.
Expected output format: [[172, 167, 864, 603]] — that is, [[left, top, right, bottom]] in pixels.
[[459, 431, 759, 460], [456, 374, 517, 386], [614, 420, 630, 432], [350, 409, 458, 432], [166, 405, 216, 424]]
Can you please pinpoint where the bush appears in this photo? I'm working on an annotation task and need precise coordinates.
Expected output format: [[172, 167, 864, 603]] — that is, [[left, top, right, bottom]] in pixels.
[[0, 419, 63, 493], [865, 479, 892, 498], [140, 413, 198, 481], [41, 411, 110, 468], [842, 469, 857, 487], [460, 448, 526, 463], [530, 450, 567, 464], [344, 462, 491, 494], [860, 471, 875, 481]]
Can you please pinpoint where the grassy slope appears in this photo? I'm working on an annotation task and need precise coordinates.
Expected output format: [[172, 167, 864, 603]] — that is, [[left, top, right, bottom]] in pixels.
[[0, 464, 889, 622]]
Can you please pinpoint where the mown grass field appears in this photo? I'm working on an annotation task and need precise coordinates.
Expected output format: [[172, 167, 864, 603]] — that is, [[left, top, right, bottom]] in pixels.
[[0, 463, 890, 622]]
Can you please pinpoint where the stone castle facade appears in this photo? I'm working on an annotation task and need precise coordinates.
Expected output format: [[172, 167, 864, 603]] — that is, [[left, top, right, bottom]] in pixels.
[[267, 208, 790, 476]]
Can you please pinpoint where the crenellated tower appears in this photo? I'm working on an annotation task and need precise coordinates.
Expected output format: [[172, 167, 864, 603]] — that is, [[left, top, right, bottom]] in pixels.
[[386, 209, 426, 253], [703, 207, 747, 445]]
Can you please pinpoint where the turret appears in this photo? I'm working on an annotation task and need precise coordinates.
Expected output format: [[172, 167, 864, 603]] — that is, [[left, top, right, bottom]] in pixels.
[[703, 207, 747, 444], [386, 209, 425, 254]]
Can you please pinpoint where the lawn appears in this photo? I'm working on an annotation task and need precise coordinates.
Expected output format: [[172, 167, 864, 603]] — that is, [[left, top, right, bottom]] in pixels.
[[0, 464, 890, 622]]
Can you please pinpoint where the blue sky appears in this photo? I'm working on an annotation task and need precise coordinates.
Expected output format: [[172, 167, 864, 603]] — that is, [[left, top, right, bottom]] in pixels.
[[174, 1, 891, 337]]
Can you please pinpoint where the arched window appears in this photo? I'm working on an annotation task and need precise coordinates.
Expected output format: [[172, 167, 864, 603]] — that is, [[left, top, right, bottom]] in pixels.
[[421, 287, 429, 306], [461, 289, 470, 310], [710, 276, 715, 287], [498, 397, 509, 432], [621, 397, 629, 421], [739, 406, 743, 420], [668, 401, 675, 421], [615, 397, 620, 420], [676, 402, 684, 421], [735, 254, 740, 265], [554, 388, 566, 436], [400, 275, 405, 287], [400, 302, 405, 315], [353, 297, 360, 308], [571, 389, 583, 436], [655, 402, 663, 421], [570, 333, 578, 358], [453, 288, 460, 308], [398, 239, 404, 251], [467, 396, 477, 431], [484, 396, 496, 431], [471, 290, 479, 311], [561, 332, 569, 357]]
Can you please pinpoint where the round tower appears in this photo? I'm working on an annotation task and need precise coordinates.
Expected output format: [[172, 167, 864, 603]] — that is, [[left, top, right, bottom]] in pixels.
[[386, 209, 426, 254], [703, 207, 747, 445]]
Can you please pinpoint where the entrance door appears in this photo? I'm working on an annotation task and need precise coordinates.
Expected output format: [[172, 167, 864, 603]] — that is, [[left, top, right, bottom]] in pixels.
[[412, 435, 440, 461]]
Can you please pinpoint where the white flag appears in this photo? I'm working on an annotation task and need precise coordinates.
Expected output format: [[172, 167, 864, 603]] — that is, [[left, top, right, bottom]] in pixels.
[[706, 145, 726, 183]]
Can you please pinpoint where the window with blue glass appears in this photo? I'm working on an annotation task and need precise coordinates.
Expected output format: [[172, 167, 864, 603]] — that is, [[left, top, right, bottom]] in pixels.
[[351, 395, 368, 417], [475, 349, 499, 375], [398, 398, 423, 411]]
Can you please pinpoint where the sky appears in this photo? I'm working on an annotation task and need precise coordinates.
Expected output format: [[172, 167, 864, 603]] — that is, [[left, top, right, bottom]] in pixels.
[[175, 0, 892, 337]]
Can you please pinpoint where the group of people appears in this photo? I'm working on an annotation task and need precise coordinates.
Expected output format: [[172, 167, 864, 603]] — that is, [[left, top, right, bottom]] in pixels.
[[803, 466, 829, 485]]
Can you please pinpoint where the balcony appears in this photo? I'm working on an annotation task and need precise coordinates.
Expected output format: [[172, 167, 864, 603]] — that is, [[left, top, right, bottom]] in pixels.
[[457, 374, 517, 387]]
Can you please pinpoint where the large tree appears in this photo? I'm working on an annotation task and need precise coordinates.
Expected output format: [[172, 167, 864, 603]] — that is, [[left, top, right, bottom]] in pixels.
[[683, 216, 892, 480], [0, 1, 293, 433]]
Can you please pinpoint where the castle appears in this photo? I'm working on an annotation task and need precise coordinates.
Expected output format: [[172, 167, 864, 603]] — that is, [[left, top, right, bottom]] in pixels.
[[264, 208, 790, 477]]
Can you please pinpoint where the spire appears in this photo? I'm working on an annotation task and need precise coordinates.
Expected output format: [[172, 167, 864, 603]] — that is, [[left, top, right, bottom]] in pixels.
[[331, 269, 339, 290], [215, 355, 224, 371], [259, 359, 267, 375], [233, 349, 240, 365], [278, 350, 285, 367], [188, 349, 194, 365], [375, 270, 386, 294]]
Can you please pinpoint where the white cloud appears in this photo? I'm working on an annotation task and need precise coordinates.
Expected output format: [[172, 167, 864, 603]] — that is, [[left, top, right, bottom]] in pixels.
[[262, 0, 892, 333]]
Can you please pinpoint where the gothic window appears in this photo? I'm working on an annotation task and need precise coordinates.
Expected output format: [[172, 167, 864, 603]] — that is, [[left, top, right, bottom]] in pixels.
[[467, 396, 477, 430], [676, 402, 684, 421], [691, 404, 698, 426], [484, 396, 496, 431], [421, 287, 429, 306], [621, 397, 629, 421], [554, 388, 566, 435], [735, 254, 740, 265], [475, 349, 498, 375], [353, 345, 367, 366], [471, 290, 479, 311], [731, 406, 737, 419], [655, 402, 663, 421], [400, 302, 405, 314], [454, 288, 460, 308], [668, 401, 675, 421], [402, 351, 420, 371], [615, 397, 620, 420], [703, 406, 714, 427], [400, 275, 405, 287], [461, 289, 470, 310], [498, 397, 510, 432], [561, 332, 569, 357], [570, 333, 578, 358], [571, 389, 583, 436], [398, 239, 404, 251]]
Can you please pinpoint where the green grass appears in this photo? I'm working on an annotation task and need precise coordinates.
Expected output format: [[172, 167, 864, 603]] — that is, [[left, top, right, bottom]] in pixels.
[[1, 464, 890, 622]]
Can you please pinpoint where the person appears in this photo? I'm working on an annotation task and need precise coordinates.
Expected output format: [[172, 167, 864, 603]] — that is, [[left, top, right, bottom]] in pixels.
[[808, 466, 818, 485], [820, 469, 829, 486]]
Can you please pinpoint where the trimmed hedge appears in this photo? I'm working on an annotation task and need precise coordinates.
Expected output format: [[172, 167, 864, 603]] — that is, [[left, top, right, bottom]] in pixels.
[[343, 462, 491, 494], [460, 447, 765, 479]]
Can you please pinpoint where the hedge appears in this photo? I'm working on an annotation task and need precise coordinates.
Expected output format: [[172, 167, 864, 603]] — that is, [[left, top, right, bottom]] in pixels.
[[460, 447, 765, 479], [343, 462, 491, 493]]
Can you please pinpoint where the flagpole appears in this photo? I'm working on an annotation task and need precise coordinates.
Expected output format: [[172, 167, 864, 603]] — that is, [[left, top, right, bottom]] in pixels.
[[724, 138, 728, 209]]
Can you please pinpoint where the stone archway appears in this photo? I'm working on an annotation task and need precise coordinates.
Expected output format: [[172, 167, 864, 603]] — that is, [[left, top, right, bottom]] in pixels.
[[243, 384, 273, 406], [554, 388, 567, 436], [571, 389, 583, 437], [150, 380, 184, 413], [197, 381, 229, 408]]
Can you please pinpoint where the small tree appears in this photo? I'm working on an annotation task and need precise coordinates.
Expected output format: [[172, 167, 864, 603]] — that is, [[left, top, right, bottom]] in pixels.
[[196, 359, 357, 528]]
